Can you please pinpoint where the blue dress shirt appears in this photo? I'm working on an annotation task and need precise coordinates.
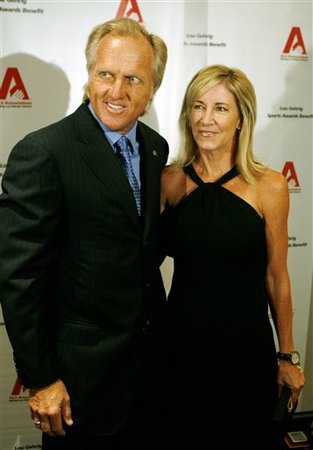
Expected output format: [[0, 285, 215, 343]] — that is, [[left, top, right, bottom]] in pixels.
[[88, 103, 141, 188]]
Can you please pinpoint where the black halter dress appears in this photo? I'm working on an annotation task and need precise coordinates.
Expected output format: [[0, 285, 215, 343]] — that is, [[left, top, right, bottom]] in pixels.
[[164, 165, 278, 450]]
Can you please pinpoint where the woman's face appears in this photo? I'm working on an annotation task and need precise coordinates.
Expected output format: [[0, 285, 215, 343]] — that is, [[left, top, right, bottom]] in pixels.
[[190, 81, 241, 156]]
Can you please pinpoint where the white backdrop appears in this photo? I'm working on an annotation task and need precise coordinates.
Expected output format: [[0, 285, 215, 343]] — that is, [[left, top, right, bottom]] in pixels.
[[0, 1, 312, 448]]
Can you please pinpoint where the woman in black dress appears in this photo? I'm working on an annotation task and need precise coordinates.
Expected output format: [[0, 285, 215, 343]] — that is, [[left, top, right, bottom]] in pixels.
[[161, 65, 305, 449]]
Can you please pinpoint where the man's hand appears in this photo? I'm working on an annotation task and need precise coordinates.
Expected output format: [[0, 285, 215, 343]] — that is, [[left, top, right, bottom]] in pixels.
[[29, 379, 73, 436]]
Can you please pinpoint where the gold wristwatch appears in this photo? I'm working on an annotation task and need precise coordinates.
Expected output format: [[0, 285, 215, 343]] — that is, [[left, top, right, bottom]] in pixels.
[[277, 351, 300, 365]]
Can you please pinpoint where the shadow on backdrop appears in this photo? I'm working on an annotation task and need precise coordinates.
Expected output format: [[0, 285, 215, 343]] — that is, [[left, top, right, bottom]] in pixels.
[[1, 53, 70, 164]]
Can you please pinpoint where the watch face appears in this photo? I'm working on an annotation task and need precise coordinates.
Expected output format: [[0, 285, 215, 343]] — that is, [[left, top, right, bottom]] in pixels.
[[291, 352, 300, 364]]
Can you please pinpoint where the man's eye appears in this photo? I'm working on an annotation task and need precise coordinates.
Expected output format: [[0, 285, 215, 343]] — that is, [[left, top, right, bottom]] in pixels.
[[99, 71, 112, 79], [128, 76, 140, 84]]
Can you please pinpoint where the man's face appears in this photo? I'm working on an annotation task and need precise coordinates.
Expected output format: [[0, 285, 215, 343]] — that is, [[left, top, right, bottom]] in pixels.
[[88, 33, 154, 134]]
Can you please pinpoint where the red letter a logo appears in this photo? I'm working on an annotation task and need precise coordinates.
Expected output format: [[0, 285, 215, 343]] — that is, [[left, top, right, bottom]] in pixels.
[[282, 161, 300, 188], [282, 27, 307, 55], [11, 378, 28, 396], [116, 0, 143, 22], [0, 67, 30, 100]]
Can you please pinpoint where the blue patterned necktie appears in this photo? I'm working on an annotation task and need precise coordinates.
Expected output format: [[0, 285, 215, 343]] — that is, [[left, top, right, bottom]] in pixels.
[[114, 136, 141, 215]]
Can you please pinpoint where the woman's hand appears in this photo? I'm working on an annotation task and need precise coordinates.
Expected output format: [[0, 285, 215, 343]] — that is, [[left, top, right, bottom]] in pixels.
[[277, 361, 305, 408]]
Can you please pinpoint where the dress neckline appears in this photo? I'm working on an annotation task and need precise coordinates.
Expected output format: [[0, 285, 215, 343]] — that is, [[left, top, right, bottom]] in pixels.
[[184, 164, 238, 186]]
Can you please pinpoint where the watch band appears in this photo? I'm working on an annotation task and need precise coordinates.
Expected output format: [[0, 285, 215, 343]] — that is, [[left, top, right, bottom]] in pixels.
[[277, 351, 300, 365]]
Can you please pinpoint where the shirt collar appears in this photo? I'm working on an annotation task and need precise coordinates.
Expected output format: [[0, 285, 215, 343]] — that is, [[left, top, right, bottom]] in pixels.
[[88, 103, 138, 152]]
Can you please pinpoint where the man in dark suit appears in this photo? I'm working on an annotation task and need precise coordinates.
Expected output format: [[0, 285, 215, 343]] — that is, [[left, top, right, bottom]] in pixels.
[[0, 18, 169, 450]]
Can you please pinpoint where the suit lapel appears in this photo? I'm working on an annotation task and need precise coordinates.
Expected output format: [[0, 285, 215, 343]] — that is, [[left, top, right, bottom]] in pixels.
[[137, 123, 162, 240], [73, 104, 141, 231]]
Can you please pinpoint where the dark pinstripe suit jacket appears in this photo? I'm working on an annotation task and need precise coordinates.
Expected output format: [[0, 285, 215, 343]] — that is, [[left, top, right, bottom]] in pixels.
[[0, 103, 169, 434]]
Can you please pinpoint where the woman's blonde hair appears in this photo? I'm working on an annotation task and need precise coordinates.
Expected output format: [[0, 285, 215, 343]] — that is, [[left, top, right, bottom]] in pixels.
[[176, 64, 266, 183], [82, 17, 167, 104]]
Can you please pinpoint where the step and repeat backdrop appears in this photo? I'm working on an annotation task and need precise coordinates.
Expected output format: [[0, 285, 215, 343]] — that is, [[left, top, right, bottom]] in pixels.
[[0, 1, 312, 448]]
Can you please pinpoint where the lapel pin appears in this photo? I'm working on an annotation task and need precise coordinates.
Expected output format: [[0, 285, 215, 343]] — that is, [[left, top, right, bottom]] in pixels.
[[152, 149, 158, 157]]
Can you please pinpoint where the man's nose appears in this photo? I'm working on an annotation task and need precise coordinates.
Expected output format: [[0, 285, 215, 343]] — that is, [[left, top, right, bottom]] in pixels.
[[109, 78, 126, 98]]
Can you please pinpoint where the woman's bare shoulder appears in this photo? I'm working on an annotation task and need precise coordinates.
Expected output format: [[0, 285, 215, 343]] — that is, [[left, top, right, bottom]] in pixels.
[[161, 164, 187, 207], [162, 164, 185, 183], [255, 168, 289, 218], [256, 168, 288, 194]]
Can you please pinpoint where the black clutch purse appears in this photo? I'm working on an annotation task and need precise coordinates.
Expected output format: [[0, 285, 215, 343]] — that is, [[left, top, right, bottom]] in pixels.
[[273, 385, 297, 424]]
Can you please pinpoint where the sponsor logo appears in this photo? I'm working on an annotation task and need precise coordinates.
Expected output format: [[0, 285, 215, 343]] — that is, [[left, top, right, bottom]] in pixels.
[[0, 0, 44, 14], [0, 67, 32, 107], [288, 236, 308, 249], [9, 378, 29, 402], [282, 161, 301, 193], [116, 0, 143, 22], [281, 27, 308, 61]]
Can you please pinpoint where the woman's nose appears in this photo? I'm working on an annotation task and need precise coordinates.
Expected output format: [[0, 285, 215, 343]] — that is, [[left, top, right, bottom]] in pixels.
[[202, 109, 215, 125]]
